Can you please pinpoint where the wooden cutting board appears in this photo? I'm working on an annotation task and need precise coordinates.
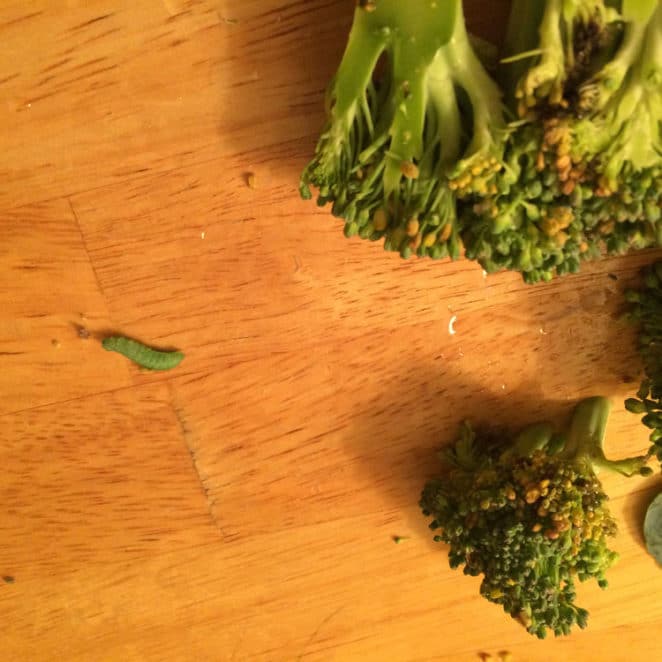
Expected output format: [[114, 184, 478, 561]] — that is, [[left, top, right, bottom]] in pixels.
[[1, 2, 661, 660]]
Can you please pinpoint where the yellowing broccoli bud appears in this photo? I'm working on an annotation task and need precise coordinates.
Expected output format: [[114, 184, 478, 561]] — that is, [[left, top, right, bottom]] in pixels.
[[555, 231, 569, 248], [373, 208, 388, 231], [400, 161, 420, 179], [406, 218, 420, 237], [525, 488, 541, 504], [358, 0, 377, 12], [439, 223, 453, 242]]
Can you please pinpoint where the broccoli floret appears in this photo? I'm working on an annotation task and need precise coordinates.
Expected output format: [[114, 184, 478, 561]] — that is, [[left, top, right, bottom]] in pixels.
[[301, 1, 661, 283], [299, 0, 507, 260], [461, 0, 662, 283], [421, 397, 651, 638], [624, 260, 662, 469], [460, 123, 597, 283], [573, 0, 662, 231]]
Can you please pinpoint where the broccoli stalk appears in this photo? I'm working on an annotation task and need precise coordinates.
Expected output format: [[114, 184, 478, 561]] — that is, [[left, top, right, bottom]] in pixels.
[[579, 0, 659, 112], [508, 0, 620, 113], [300, 0, 507, 260], [560, 396, 651, 475], [514, 0, 567, 109], [421, 397, 651, 639], [564, 0, 662, 254]]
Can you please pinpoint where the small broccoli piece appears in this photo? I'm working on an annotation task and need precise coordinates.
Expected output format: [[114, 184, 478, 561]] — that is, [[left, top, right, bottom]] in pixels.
[[300, 0, 507, 260], [421, 397, 651, 638], [624, 260, 662, 469]]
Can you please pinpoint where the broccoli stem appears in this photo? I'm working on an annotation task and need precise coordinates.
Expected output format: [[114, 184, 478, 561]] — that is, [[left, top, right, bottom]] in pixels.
[[509, 0, 623, 112], [383, 49, 429, 199], [637, 1, 662, 88], [599, 20, 647, 90], [332, 24, 387, 122], [334, 0, 464, 203], [337, 0, 462, 119], [513, 422, 555, 455], [622, 0, 659, 25], [598, 2, 662, 183], [581, 0, 659, 113], [562, 395, 611, 461], [382, 0, 477, 198], [354, 0, 458, 49], [501, 0, 548, 102], [425, 62, 462, 171], [519, 0, 565, 105], [562, 396, 650, 476], [443, 10, 505, 159]]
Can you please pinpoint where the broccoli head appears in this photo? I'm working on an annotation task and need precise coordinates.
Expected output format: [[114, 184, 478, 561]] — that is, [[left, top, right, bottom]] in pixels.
[[461, 0, 662, 283], [300, 0, 507, 260], [300, 1, 661, 283], [421, 396, 651, 638], [572, 0, 662, 248]]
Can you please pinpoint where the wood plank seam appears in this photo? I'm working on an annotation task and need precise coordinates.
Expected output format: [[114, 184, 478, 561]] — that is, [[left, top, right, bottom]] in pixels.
[[167, 381, 227, 541]]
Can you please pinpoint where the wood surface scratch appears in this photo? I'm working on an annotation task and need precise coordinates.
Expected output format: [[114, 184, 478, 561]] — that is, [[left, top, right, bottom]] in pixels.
[[298, 605, 345, 661]]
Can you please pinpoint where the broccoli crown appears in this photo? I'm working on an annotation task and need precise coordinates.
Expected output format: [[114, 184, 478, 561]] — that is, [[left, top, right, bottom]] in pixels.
[[420, 397, 651, 638], [301, 1, 661, 283], [573, 0, 662, 232], [299, 0, 507, 260], [460, 0, 662, 283], [624, 261, 662, 469]]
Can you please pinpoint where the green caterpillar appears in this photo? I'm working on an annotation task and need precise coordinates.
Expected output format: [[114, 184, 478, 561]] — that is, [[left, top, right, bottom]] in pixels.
[[102, 336, 185, 371]]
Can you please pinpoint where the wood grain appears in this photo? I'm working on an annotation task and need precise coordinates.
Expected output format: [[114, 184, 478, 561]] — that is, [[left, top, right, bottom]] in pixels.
[[0, 199, 131, 414], [1, 1, 662, 661]]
